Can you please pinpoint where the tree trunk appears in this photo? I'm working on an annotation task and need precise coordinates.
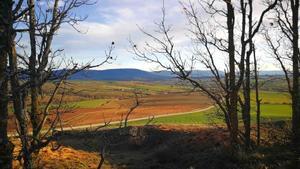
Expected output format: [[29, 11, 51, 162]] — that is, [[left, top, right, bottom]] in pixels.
[[226, 0, 238, 144], [0, 29, 14, 169], [242, 0, 255, 149], [291, 0, 300, 148], [28, 0, 41, 141], [8, 38, 33, 169], [8, 34, 33, 169], [6, 1, 32, 168], [0, 52, 14, 169], [243, 49, 251, 148], [253, 46, 261, 146], [0, 1, 14, 168]]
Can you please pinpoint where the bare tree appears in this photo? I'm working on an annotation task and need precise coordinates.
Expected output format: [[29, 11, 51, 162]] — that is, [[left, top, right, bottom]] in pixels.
[[0, 43, 12, 169], [118, 91, 140, 128], [290, 0, 300, 150], [132, 0, 277, 147], [124, 92, 140, 128], [0, 1, 15, 168], [0, 0, 31, 168], [1, 0, 114, 168], [264, 0, 299, 149], [253, 45, 262, 146]]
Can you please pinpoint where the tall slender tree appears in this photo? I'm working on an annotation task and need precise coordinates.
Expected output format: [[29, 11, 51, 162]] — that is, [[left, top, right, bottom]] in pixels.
[[0, 2, 14, 168], [132, 0, 277, 147], [133, 0, 278, 147], [14, 0, 113, 167], [290, 0, 300, 149], [264, 0, 299, 149], [1, 0, 113, 168], [0, 0, 31, 167]]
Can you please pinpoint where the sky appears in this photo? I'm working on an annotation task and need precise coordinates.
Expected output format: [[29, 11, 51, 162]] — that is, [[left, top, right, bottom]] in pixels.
[[51, 0, 280, 71]]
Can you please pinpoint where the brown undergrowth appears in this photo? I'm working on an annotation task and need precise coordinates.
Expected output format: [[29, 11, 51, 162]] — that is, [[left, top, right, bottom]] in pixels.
[[12, 124, 298, 169]]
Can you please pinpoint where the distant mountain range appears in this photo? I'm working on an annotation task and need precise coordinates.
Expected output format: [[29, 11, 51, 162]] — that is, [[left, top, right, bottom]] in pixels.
[[67, 69, 167, 81], [62, 68, 285, 81]]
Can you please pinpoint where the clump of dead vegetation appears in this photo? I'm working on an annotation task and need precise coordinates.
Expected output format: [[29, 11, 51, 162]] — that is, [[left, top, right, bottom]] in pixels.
[[10, 123, 297, 169]]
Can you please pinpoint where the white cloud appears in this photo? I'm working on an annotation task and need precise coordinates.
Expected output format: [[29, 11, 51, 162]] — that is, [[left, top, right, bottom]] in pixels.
[[50, 0, 281, 71]]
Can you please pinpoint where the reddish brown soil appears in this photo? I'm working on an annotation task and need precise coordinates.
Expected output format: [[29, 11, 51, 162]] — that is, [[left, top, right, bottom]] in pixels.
[[8, 92, 212, 131], [60, 92, 211, 127]]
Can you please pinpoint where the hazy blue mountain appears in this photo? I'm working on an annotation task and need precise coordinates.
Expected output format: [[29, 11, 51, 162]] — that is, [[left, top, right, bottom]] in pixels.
[[58, 69, 285, 81], [259, 70, 285, 76], [67, 68, 167, 81], [153, 70, 225, 78]]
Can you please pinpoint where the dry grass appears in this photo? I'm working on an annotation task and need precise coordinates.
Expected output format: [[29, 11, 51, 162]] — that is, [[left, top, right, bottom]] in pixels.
[[11, 124, 296, 169], [12, 142, 109, 169]]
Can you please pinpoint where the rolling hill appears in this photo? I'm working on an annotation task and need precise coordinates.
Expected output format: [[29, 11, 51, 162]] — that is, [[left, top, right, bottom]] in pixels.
[[60, 69, 285, 81], [67, 69, 168, 81]]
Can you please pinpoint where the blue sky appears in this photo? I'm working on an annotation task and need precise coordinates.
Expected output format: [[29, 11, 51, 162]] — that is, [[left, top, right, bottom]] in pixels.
[[51, 0, 279, 71]]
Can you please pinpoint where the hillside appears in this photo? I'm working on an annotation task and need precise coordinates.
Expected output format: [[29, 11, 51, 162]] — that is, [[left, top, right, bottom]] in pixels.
[[67, 69, 168, 81], [57, 69, 286, 81]]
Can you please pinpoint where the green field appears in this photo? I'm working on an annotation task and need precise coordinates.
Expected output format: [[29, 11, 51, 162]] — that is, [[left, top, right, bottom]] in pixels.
[[128, 109, 220, 126], [42, 81, 185, 104], [258, 104, 291, 120], [64, 89, 291, 126], [254, 91, 291, 105], [42, 81, 293, 126], [66, 99, 109, 109], [54, 81, 185, 109], [128, 91, 292, 126]]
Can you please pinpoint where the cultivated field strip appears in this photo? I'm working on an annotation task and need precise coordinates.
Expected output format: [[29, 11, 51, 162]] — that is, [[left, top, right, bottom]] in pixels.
[[8, 106, 214, 137]]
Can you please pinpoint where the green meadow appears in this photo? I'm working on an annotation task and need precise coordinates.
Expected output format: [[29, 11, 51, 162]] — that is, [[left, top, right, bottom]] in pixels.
[[66, 99, 109, 109], [129, 91, 292, 126], [65, 88, 291, 126]]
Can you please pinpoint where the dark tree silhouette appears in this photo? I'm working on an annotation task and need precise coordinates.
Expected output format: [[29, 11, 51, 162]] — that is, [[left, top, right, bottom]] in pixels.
[[132, 0, 277, 147], [1, 0, 114, 168]]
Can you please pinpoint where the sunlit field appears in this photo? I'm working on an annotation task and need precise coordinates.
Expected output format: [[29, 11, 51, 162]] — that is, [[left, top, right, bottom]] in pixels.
[[129, 90, 292, 126], [8, 81, 291, 130], [43, 81, 292, 127], [55, 81, 292, 126]]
